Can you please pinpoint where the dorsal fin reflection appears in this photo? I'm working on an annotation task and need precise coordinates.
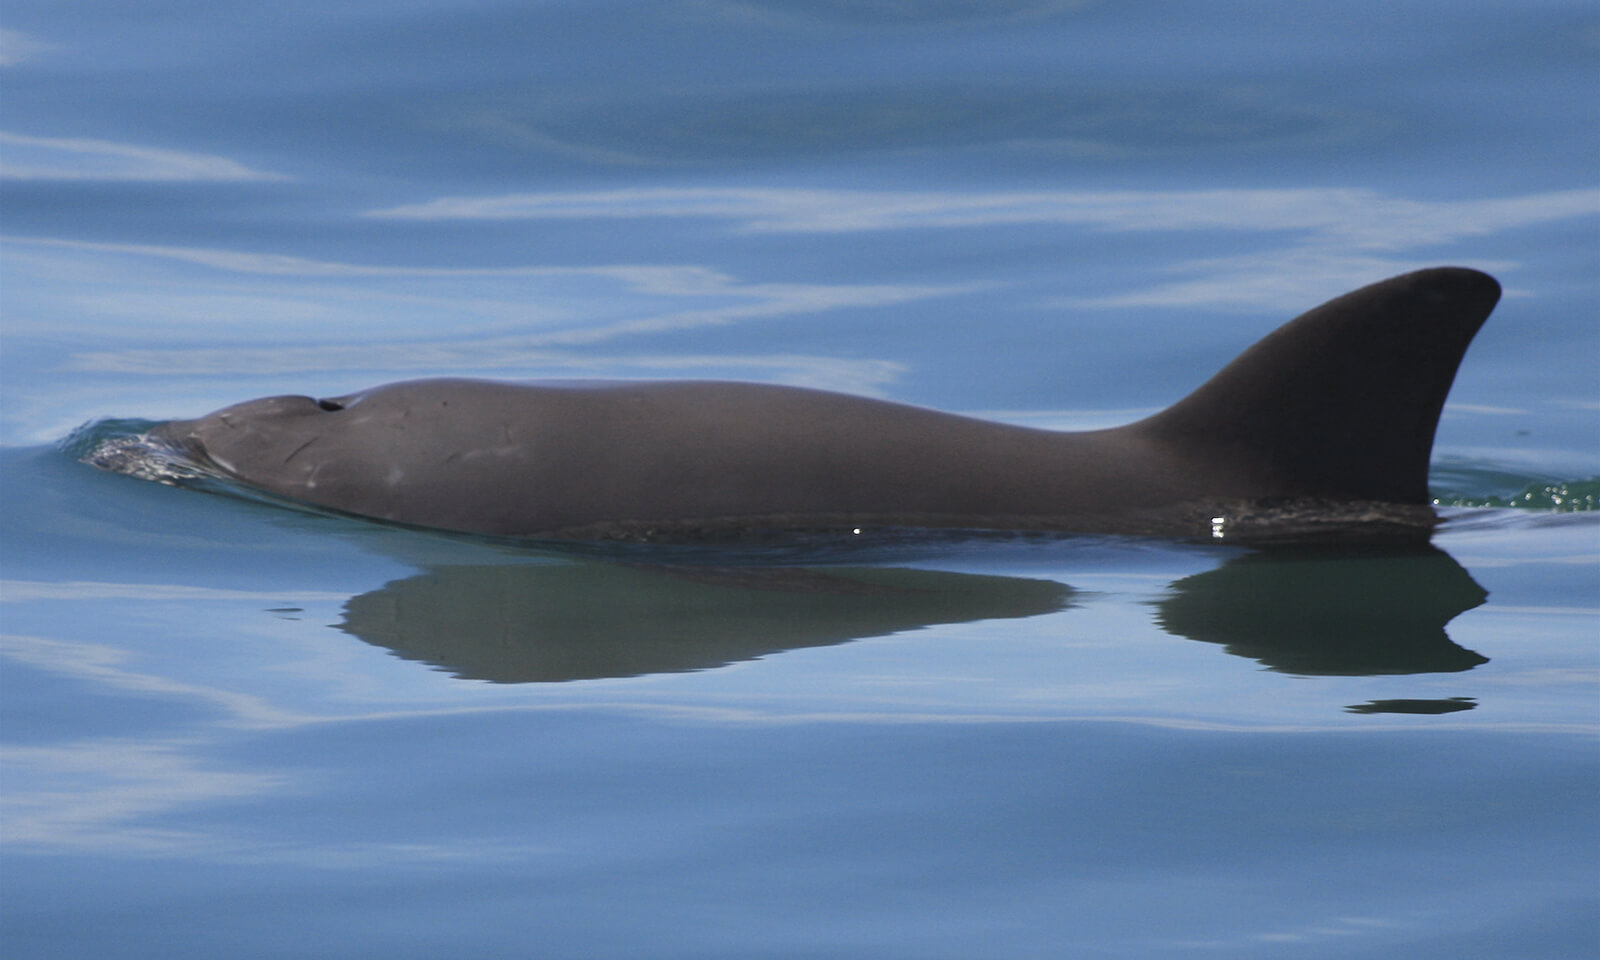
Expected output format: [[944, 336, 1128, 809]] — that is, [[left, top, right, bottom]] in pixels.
[[1154, 543, 1488, 675]]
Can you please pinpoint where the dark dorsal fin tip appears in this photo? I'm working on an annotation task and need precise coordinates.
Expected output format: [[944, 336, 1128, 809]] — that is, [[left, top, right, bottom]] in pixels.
[[1140, 267, 1501, 505]]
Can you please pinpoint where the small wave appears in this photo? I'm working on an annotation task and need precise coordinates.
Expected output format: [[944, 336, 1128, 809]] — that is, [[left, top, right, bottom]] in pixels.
[[64, 418, 218, 486], [1429, 454, 1598, 511], [1432, 478, 1599, 512]]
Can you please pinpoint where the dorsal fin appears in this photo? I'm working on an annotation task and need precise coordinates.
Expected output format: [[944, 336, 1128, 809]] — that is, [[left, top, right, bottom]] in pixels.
[[1136, 267, 1501, 504]]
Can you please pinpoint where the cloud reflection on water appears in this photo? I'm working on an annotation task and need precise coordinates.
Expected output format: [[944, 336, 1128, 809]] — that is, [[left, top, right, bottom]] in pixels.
[[0, 132, 289, 182], [370, 185, 1599, 246]]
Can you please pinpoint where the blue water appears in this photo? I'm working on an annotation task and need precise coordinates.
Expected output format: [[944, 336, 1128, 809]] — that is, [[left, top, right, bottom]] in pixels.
[[3, 2, 1598, 958]]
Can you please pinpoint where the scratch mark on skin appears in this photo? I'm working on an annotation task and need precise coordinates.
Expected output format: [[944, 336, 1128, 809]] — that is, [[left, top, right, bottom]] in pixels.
[[283, 437, 317, 464]]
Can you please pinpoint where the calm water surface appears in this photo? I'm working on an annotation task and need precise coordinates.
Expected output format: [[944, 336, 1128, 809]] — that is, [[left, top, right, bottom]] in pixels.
[[2, 2, 1597, 958]]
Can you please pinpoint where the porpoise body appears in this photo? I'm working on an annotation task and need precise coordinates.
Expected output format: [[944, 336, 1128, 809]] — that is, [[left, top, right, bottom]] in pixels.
[[150, 267, 1500, 539]]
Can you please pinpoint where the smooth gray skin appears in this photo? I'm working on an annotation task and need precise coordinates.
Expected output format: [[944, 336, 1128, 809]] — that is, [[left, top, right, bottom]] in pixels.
[[152, 267, 1500, 539]]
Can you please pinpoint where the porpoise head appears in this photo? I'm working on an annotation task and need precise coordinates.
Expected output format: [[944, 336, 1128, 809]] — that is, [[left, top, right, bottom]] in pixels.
[[153, 379, 534, 528]]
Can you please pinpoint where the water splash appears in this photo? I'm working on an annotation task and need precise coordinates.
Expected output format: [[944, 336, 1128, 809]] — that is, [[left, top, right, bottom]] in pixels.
[[1432, 478, 1599, 512], [63, 418, 216, 485]]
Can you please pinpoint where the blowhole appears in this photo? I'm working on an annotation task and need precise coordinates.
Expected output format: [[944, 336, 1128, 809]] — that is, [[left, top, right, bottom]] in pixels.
[[317, 399, 345, 411]]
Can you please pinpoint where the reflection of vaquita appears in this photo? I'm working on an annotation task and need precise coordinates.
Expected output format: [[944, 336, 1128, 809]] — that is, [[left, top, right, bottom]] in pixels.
[[339, 564, 1076, 682], [336, 542, 1488, 688]]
